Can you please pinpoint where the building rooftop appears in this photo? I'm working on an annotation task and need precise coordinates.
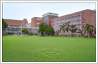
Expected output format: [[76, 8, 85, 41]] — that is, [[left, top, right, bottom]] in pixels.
[[43, 12, 58, 17], [59, 9, 96, 20], [4, 19, 28, 26]]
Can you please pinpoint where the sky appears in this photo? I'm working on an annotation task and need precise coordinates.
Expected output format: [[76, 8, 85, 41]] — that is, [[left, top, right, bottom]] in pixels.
[[3, 2, 96, 23]]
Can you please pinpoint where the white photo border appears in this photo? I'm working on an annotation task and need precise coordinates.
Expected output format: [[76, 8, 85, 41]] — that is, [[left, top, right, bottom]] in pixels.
[[0, 0, 97, 64]]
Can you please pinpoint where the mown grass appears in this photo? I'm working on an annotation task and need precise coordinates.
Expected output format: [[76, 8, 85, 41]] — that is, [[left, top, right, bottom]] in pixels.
[[2, 35, 96, 62]]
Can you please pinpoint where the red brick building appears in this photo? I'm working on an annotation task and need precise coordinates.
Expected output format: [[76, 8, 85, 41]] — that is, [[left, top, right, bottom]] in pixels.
[[52, 9, 96, 36], [81, 9, 96, 27], [31, 17, 42, 27], [4, 19, 28, 34], [43, 12, 58, 26], [3, 9, 96, 35]]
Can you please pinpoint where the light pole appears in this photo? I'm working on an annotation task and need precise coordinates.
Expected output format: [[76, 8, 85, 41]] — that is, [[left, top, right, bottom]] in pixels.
[[21, 20, 22, 35]]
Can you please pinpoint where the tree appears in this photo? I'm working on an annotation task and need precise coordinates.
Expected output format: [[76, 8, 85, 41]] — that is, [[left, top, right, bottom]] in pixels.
[[77, 28, 83, 36], [83, 24, 95, 37], [69, 24, 77, 36], [39, 23, 47, 36], [59, 21, 70, 35], [2, 19, 8, 30], [60, 24, 66, 33], [22, 28, 29, 34], [39, 23, 54, 36], [46, 25, 54, 35], [2, 19, 8, 35]]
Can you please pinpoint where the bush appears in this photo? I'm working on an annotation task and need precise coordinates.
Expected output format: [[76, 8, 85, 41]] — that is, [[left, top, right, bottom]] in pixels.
[[22, 28, 29, 34]]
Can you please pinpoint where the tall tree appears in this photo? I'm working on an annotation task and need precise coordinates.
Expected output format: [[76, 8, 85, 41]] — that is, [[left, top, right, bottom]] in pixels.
[[39, 23, 47, 36], [2, 19, 8, 35], [59, 21, 70, 35], [39, 23, 54, 36], [2, 19, 8, 30], [69, 24, 77, 36], [83, 24, 95, 37], [46, 25, 54, 35]]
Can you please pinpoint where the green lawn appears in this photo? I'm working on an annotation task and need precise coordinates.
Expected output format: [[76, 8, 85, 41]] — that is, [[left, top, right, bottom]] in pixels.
[[2, 35, 96, 62]]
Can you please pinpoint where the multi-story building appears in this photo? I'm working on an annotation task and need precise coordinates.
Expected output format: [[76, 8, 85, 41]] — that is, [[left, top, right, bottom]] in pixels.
[[3, 9, 96, 36], [43, 12, 58, 26], [31, 17, 42, 27], [4, 19, 28, 34], [31, 17, 42, 34], [52, 9, 96, 36], [30, 13, 58, 34]]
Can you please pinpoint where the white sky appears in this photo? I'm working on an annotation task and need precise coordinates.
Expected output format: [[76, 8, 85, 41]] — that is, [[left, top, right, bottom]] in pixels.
[[3, 2, 96, 23]]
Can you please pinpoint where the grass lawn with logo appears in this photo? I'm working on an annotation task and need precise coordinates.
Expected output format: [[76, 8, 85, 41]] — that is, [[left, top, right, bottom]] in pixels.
[[2, 35, 96, 62]]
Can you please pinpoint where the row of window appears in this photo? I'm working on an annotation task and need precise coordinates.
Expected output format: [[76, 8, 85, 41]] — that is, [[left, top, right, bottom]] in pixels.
[[7, 28, 21, 31], [64, 14, 81, 20]]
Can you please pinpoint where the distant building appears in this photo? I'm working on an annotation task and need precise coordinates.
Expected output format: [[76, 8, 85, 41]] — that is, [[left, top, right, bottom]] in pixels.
[[31, 17, 42, 27], [52, 9, 96, 36], [31, 17, 42, 34], [3, 9, 96, 36], [43, 12, 58, 26], [4, 19, 28, 34]]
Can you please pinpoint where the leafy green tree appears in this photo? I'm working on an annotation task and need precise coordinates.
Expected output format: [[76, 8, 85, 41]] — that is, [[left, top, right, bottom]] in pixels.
[[2, 19, 8, 30], [39, 23, 47, 36], [2, 19, 8, 35], [46, 25, 54, 35], [39, 23, 54, 36]]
